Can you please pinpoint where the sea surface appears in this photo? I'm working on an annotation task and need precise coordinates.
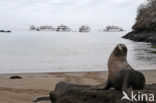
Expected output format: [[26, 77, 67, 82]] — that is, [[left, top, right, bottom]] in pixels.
[[0, 30, 155, 74]]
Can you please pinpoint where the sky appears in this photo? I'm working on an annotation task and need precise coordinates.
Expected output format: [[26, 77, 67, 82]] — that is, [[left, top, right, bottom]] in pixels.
[[0, 0, 145, 30]]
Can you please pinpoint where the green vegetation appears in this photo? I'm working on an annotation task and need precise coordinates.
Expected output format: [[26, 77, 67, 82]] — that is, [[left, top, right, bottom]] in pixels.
[[150, 51, 156, 54], [133, 0, 156, 31], [152, 45, 156, 48], [123, 0, 156, 46]]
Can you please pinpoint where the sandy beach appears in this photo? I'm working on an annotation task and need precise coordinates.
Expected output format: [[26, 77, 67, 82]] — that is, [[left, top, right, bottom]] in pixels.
[[0, 70, 156, 103]]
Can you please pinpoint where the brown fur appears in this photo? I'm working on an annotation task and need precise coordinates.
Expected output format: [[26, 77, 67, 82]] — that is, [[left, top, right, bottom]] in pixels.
[[108, 44, 132, 83], [105, 44, 145, 90]]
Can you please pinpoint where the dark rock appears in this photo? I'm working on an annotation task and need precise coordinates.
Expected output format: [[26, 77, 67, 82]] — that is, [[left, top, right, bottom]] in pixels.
[[123, 31, 156, 46], [10, 75, 22, 79], [0, 30, 11, 33], [0, 30, 4, 32], [5, 30, 11, 32], [49, 81, 156, 103]]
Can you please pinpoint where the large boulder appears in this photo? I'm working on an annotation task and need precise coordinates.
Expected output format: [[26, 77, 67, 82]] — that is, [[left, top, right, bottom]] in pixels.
[[49, 81, 156, 103], [123, 31, 156, 45]]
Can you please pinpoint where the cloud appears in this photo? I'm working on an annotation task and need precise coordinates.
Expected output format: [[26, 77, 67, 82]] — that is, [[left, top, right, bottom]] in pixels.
[[0, 0, 145, 29], [112, 0, 131, 4]]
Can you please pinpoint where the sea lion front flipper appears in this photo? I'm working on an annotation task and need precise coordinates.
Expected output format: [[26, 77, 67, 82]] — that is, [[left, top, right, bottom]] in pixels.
[[103, 79, 112, 90], [33, 96, 50, 102], [121, 73, 130, 91]]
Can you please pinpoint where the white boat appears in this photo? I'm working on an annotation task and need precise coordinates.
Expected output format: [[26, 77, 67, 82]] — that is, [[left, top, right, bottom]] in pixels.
[[40, 26, 55, 31], [30, 25, 55, 31], [36, 27, 40, 31], [104, 26, 124, 32], [79, 25, 90, 32], [56, 25, 71, 32], [30, 25, 36, 30]]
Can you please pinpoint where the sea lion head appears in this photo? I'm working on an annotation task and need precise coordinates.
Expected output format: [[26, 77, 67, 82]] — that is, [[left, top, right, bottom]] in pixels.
[[113, 44, 127, 57]]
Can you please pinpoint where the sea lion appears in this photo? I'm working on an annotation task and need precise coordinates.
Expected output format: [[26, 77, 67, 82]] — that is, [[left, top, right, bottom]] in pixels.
[[104, 44, 145, 90]]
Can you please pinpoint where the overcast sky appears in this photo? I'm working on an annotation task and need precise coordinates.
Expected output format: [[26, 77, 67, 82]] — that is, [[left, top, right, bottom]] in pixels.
[[0, 0, 145, 30]]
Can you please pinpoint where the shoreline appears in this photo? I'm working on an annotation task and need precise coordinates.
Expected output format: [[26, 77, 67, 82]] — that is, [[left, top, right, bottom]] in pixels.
[[123, 31, 156, 46], [0, 70, 156, 103], [1, 68, 156, 75]]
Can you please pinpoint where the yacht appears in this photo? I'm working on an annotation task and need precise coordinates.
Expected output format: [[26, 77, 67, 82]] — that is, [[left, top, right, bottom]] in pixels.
[[40, 26, 55, 31], [79, 25, 90, 32], [30, 25, 36, 30], [36, 27, 40, 31], [104, 26, 124, 32], [56, 25, 71, 32], [30, 25, 55, 31]]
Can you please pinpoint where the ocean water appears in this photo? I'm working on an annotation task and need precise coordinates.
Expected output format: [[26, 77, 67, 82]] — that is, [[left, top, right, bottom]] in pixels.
[[0, 30, 155, 74]]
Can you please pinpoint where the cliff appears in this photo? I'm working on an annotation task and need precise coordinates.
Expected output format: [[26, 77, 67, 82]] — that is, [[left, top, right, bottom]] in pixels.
[[123, 0, 156, 46]]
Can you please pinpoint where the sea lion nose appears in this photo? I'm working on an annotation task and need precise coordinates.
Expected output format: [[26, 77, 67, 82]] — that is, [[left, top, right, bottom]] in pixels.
[[118, 45, 122, 51], [117, 44, 126, 49], [116, 44, 122, 51]]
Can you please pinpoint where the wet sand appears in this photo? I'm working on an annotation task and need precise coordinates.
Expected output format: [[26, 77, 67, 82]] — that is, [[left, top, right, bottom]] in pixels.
[[0, 70, 156, 103]]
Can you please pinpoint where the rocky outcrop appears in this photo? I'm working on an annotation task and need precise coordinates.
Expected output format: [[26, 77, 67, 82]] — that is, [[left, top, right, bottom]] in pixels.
[[0, 30, 11, 33], [123, 0, 156, 46], [10, 75, 23, 79], [49, 81, 156, 103], [123, 31, 156, 45]]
